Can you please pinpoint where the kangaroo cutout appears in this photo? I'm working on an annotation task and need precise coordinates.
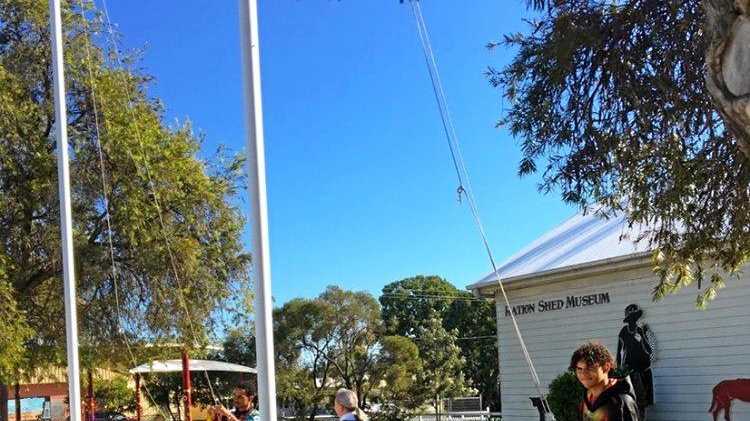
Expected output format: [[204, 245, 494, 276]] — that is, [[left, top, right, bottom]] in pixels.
[[709, 379, 750, 421]]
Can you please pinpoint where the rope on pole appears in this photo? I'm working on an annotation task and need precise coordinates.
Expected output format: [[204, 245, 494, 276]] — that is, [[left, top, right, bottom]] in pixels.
[[407, 1, 555, 417]]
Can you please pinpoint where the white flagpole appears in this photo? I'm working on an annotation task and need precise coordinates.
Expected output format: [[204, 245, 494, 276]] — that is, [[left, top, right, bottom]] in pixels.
[[238, 1, 278, 419], [48, 1, 83, 421]]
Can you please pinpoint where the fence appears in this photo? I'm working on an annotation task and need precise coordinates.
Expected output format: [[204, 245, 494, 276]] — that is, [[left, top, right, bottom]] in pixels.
[[281, 412, 502, 421], [411, 412, 501, 421], [443, 397, 483, 413]]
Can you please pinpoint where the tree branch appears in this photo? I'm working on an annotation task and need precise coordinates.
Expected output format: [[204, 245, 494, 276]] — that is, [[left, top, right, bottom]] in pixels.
[[17, 266, 60, 295]]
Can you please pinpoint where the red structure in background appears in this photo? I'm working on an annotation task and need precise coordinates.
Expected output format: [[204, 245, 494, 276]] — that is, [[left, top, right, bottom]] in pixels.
[[131, 356, 194, 421], [3, 383, 68, 421], [180, 351, 192, 421], [130, 354, 255, 421], [9, 384, 68, 401]]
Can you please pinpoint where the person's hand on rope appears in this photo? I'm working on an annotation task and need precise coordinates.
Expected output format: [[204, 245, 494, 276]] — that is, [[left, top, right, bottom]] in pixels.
[[209, 405, 237, 421]]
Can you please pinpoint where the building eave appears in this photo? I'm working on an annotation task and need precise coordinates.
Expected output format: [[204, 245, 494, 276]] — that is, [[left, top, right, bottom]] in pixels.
[[468, 251, 653, 299]]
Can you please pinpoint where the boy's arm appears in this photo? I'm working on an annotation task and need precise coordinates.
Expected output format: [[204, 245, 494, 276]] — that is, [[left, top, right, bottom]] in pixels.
[[213, 407, 240, 421]]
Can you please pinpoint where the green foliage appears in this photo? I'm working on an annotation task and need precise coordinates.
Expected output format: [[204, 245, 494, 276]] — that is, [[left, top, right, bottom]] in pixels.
[[319, 286, 383, 403], [380, 276, 499, 410], [273, 296, 333, 419], [140, 368, 226, 421], [444, 296, 499, 410], [272, 285, 470, 420], [93, 376, 134, 413], [547, 371, 584, 421], [140, 347, 232, 418], [490, 0, 750, 306], [378, 336, 422, 397], [380, 276, 458, 338], [0, 263, 32, 383], [371, 336, 424, 421], [414, 317, 468, 402], [274, 286, 384, 419], [141, 373, 183, 421], [0, 0, 251, 372], [218, 329, 256, 368], [275, 366, 320, 421]]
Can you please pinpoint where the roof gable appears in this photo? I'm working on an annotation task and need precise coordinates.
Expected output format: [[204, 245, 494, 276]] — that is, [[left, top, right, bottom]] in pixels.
[[469, 210, 651, 290]]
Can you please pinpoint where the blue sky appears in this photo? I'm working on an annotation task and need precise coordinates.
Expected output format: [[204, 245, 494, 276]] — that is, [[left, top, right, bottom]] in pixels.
[[14, 398, 44, 413], [99, 0, 574, 305]]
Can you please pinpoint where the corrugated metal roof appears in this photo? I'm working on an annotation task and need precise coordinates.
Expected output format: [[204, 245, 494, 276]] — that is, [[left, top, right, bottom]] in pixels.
[[130, 359, 256, 374], [468, 210, 652, 291]]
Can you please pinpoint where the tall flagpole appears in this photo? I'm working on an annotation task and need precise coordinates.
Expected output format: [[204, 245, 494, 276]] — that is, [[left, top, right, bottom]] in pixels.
[[238, 1, 278, 419], [48, 2, 83, 421]]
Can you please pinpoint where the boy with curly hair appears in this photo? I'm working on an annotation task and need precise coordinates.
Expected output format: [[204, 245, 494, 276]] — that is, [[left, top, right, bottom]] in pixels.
[[570, 342, 640, 421], [210, 383, 260, 421]]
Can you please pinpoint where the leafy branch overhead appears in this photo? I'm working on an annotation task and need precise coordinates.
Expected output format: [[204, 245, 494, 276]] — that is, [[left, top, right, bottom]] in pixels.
[[490, 0, 750, 307], [0, 0, 251, 378]]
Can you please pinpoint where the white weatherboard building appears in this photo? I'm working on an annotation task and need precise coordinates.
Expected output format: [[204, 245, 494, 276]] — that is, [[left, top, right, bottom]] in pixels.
[[468, 211, 750, 421]]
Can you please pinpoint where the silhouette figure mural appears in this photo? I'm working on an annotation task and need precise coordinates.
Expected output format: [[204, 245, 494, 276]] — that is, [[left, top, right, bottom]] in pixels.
[[617, 304, 656, 420], [709, 379, 750, 421], [529, 396, 550, 421]]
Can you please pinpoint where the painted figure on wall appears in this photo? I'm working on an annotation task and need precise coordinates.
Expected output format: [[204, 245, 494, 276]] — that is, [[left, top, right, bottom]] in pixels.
[[617, 304, 656, 420], [709, 379, 750, 421]]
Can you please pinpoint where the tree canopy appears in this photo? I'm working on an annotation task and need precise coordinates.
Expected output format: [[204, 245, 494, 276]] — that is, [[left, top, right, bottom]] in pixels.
[[380, 275, 460, 338], [372, 335, 424, 421], [444, 294, 498, 411], [0, 265, 31, 381], [274, 286, 384, 419], [490, 0, 750, 306], [0, 0, 251, 380], [413, 317, 468, 406], [380, 276, 498, 410], [267, 284, 476, 419]]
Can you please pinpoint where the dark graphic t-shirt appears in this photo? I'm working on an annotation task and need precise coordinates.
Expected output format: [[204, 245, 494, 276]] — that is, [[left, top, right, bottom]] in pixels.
[[578, 377, 639, 421], [581, 406, 611, 421]]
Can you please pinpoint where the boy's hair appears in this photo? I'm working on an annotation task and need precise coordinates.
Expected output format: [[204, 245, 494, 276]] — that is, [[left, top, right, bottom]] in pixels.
[[234, 382, 257, 397], [569, 342, 617, 371]]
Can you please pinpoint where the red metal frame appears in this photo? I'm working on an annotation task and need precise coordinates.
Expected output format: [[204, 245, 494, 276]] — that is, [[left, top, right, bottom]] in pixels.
[[181, 351, 192, 421]]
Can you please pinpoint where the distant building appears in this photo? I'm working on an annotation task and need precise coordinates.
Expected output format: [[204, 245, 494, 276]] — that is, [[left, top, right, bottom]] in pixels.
[[3, 368, 74, 421], [2, 368, 153, 421], [468, 210, 750, 421]]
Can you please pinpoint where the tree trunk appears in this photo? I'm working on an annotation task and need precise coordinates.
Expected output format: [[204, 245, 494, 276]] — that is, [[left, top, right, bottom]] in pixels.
[[174, 391, 182, 421], [87, 371, 94, 421], [307, 404, 317, 421], [1, 384, 9, 421], [354, 386, 362, 410], [14, 384, 20, 421], [163, 401, 177, 421], [704, 0, 750, 159]]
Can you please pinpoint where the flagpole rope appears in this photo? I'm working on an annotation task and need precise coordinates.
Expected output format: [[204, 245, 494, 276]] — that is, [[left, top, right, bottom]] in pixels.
[[408, 2, 555, 417]]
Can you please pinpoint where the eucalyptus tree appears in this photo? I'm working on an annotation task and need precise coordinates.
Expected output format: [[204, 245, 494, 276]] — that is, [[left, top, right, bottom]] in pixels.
[[491, 0, 750, 306], [0, 0, 251, 385]]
